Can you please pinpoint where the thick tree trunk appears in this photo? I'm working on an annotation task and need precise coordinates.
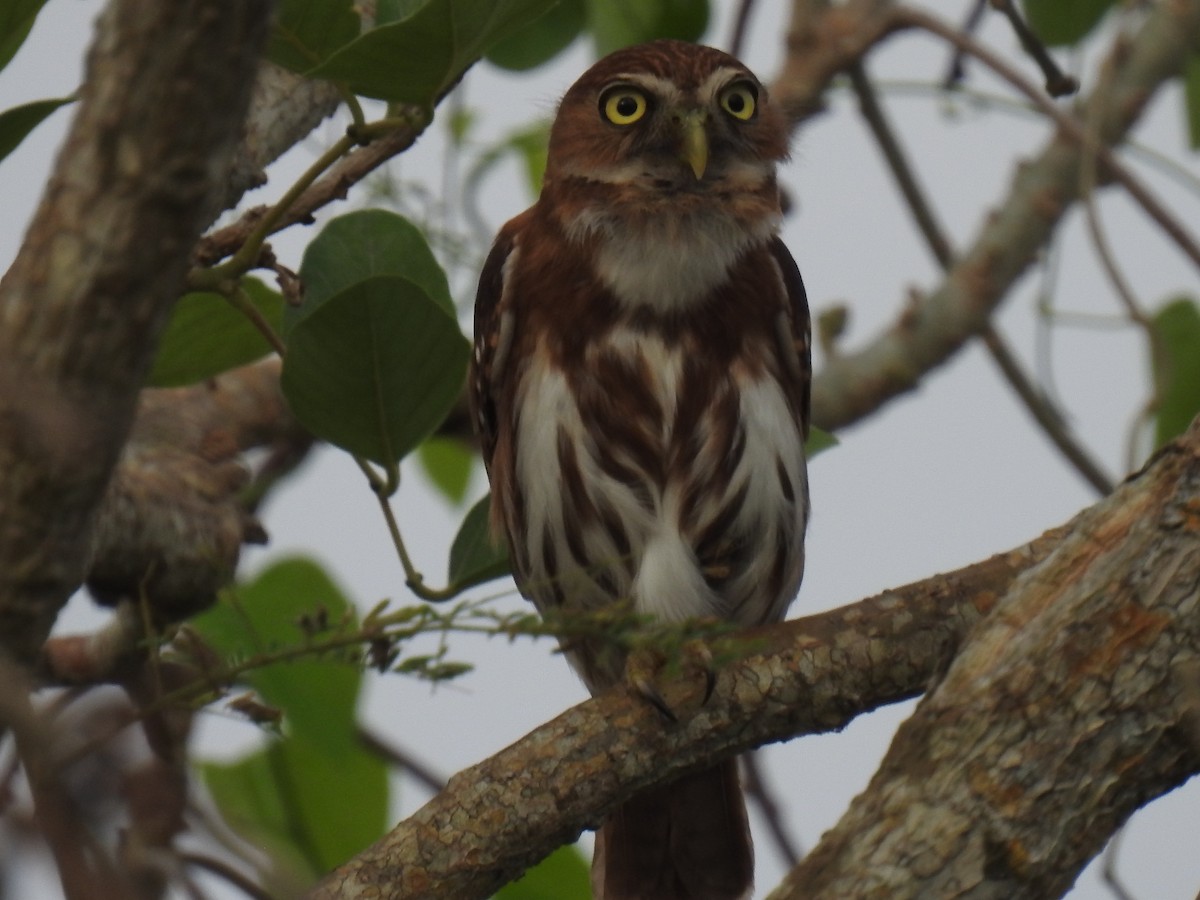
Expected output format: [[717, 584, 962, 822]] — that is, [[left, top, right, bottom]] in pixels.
[[0, 0, 272, 664]]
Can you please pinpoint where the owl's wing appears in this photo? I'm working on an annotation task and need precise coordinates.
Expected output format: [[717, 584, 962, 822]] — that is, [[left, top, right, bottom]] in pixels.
[[768, 235, 811, 438], [469, 216, 525, 469]]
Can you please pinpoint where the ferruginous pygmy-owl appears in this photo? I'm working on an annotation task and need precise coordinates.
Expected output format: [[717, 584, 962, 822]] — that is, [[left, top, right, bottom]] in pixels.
[[470, 39, 810, 900]]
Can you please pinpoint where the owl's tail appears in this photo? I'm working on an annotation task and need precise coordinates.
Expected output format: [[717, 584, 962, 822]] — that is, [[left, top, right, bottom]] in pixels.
[[591, 757, 753, 900]]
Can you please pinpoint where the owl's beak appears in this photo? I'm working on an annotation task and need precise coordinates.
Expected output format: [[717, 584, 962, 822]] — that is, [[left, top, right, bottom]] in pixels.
[[675, 109, 709, 180]]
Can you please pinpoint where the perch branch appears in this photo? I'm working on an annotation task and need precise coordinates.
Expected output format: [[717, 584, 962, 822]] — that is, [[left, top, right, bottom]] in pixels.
[[308, 521, 1067, 898], [311, 420, 1200, 899]]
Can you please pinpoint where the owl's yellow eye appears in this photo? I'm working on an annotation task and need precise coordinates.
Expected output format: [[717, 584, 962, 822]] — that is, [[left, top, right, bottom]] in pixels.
[[601, 88, 648, 126], [720, 83, 757, 120]]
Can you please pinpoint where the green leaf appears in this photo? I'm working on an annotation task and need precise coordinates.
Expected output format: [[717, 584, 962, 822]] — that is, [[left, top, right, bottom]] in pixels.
[[0, 0, 48, 74], [586, 0, 709, 56], [290, 209, 453, 334], [1185, 54, 1200, 151], [448, 494, 511, 586], [282, 276, 470, 466], [496, 844, 591, 899], [195, 559, 389, 879], [418, 436, 475, 505], [1152, 297, 1200, 449], [306, 0, 558, 104], [192, 559, 362, 756], [1023, 0, 1115, 47], [486, 0, 586, 71], [268, 0, 360, 73], [148, 279, 283, 387], [202, 735, 388, 881], [807, 425, 837, 458], [0, 95, 72, 164], [377, 0, 429, 25]]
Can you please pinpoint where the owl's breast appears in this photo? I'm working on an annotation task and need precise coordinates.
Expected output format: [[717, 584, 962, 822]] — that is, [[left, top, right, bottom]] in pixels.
[[505, 323, 807, 632]]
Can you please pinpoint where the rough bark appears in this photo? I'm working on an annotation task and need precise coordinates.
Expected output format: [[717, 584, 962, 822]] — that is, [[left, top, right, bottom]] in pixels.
[[310, 422, 1200, 900], [0, 0, 273, 664], [224, 62, 343, 208], [772, 421, 1200, 898]]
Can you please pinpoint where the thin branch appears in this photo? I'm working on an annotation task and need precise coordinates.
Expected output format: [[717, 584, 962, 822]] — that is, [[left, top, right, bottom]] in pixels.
[[195, 125, 428, 267], [357, 727, 448, 794], [942, 0, 987, 89], [847, 62, 953, 268], [979, 327, 1115, 494], [728, 0, 759, 57], [1076, 44, 1169, 474], [808, 1, 1200, 431], [182, 852, 274, 900], [741, 752, 803, 868], [1100, 829, 1136, 900], [991, 0, 1079, 96], [0, 659, 126, 899], [847, 56, 1114, 494], [898, 6, 1200, 275]]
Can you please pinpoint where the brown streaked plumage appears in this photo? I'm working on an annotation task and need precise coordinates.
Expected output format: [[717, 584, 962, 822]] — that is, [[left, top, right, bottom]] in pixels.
[[470, 39, 810, 900]]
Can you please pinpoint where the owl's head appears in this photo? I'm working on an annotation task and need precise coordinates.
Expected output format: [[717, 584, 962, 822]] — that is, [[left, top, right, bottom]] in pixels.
[[545, 39, 789, 192]]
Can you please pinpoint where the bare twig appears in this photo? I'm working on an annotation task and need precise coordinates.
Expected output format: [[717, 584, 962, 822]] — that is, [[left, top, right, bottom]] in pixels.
[[0, 659, 125, 899], [991, 0, 1079, 96], [182, 852, 274, 900], [1100, 829, 1136, 900], [979, 327, 1115, 494], [195, 126, 427, 266], [847, 62, 953, 269], [729, 0, 758, 57], [942, 0, 987, 89], [810, 2, 1200, 431], [741, 751, 803, 868], [358, 727, 448, 794], [1076, 37, 1168, 473], [847, 58, 1113, 494], [897, 7, 1200, 275]]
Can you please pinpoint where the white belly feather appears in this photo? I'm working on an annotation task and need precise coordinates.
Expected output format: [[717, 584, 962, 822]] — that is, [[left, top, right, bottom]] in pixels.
[[512, 328, 807, 627]]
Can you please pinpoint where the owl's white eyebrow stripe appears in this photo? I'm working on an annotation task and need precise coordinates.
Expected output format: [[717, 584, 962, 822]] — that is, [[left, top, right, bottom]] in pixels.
[[698, 66, 753, 102], [610, 73, 680, 104], [609, 68, 752, 106]]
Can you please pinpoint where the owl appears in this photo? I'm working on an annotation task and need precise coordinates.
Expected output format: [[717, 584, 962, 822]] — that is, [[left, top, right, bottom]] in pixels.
[[470, 39, 810, 900]]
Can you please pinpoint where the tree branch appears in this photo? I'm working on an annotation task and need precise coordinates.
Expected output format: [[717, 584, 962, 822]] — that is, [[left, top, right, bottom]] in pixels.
[[307, 417, 1200, 900], [771, 418, 1200, 898], [0, 0, 273, 664], [223, 62, 344, 210], [793, 0, 1200, 432], [846, 59, 1115, 495], [308, 525, 1064, 898]]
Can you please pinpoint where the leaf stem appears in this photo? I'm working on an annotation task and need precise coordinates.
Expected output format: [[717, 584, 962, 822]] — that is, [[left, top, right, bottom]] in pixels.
[[214, 133, 358, 282], [225, 283, 287, 356]]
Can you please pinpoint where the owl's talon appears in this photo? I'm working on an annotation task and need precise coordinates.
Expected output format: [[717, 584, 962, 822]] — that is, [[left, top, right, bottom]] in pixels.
[[633, 676, 678, 722], [626, 647, 678, 721], [702, 666, 717, 705], [680, 637, 718, 705]]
